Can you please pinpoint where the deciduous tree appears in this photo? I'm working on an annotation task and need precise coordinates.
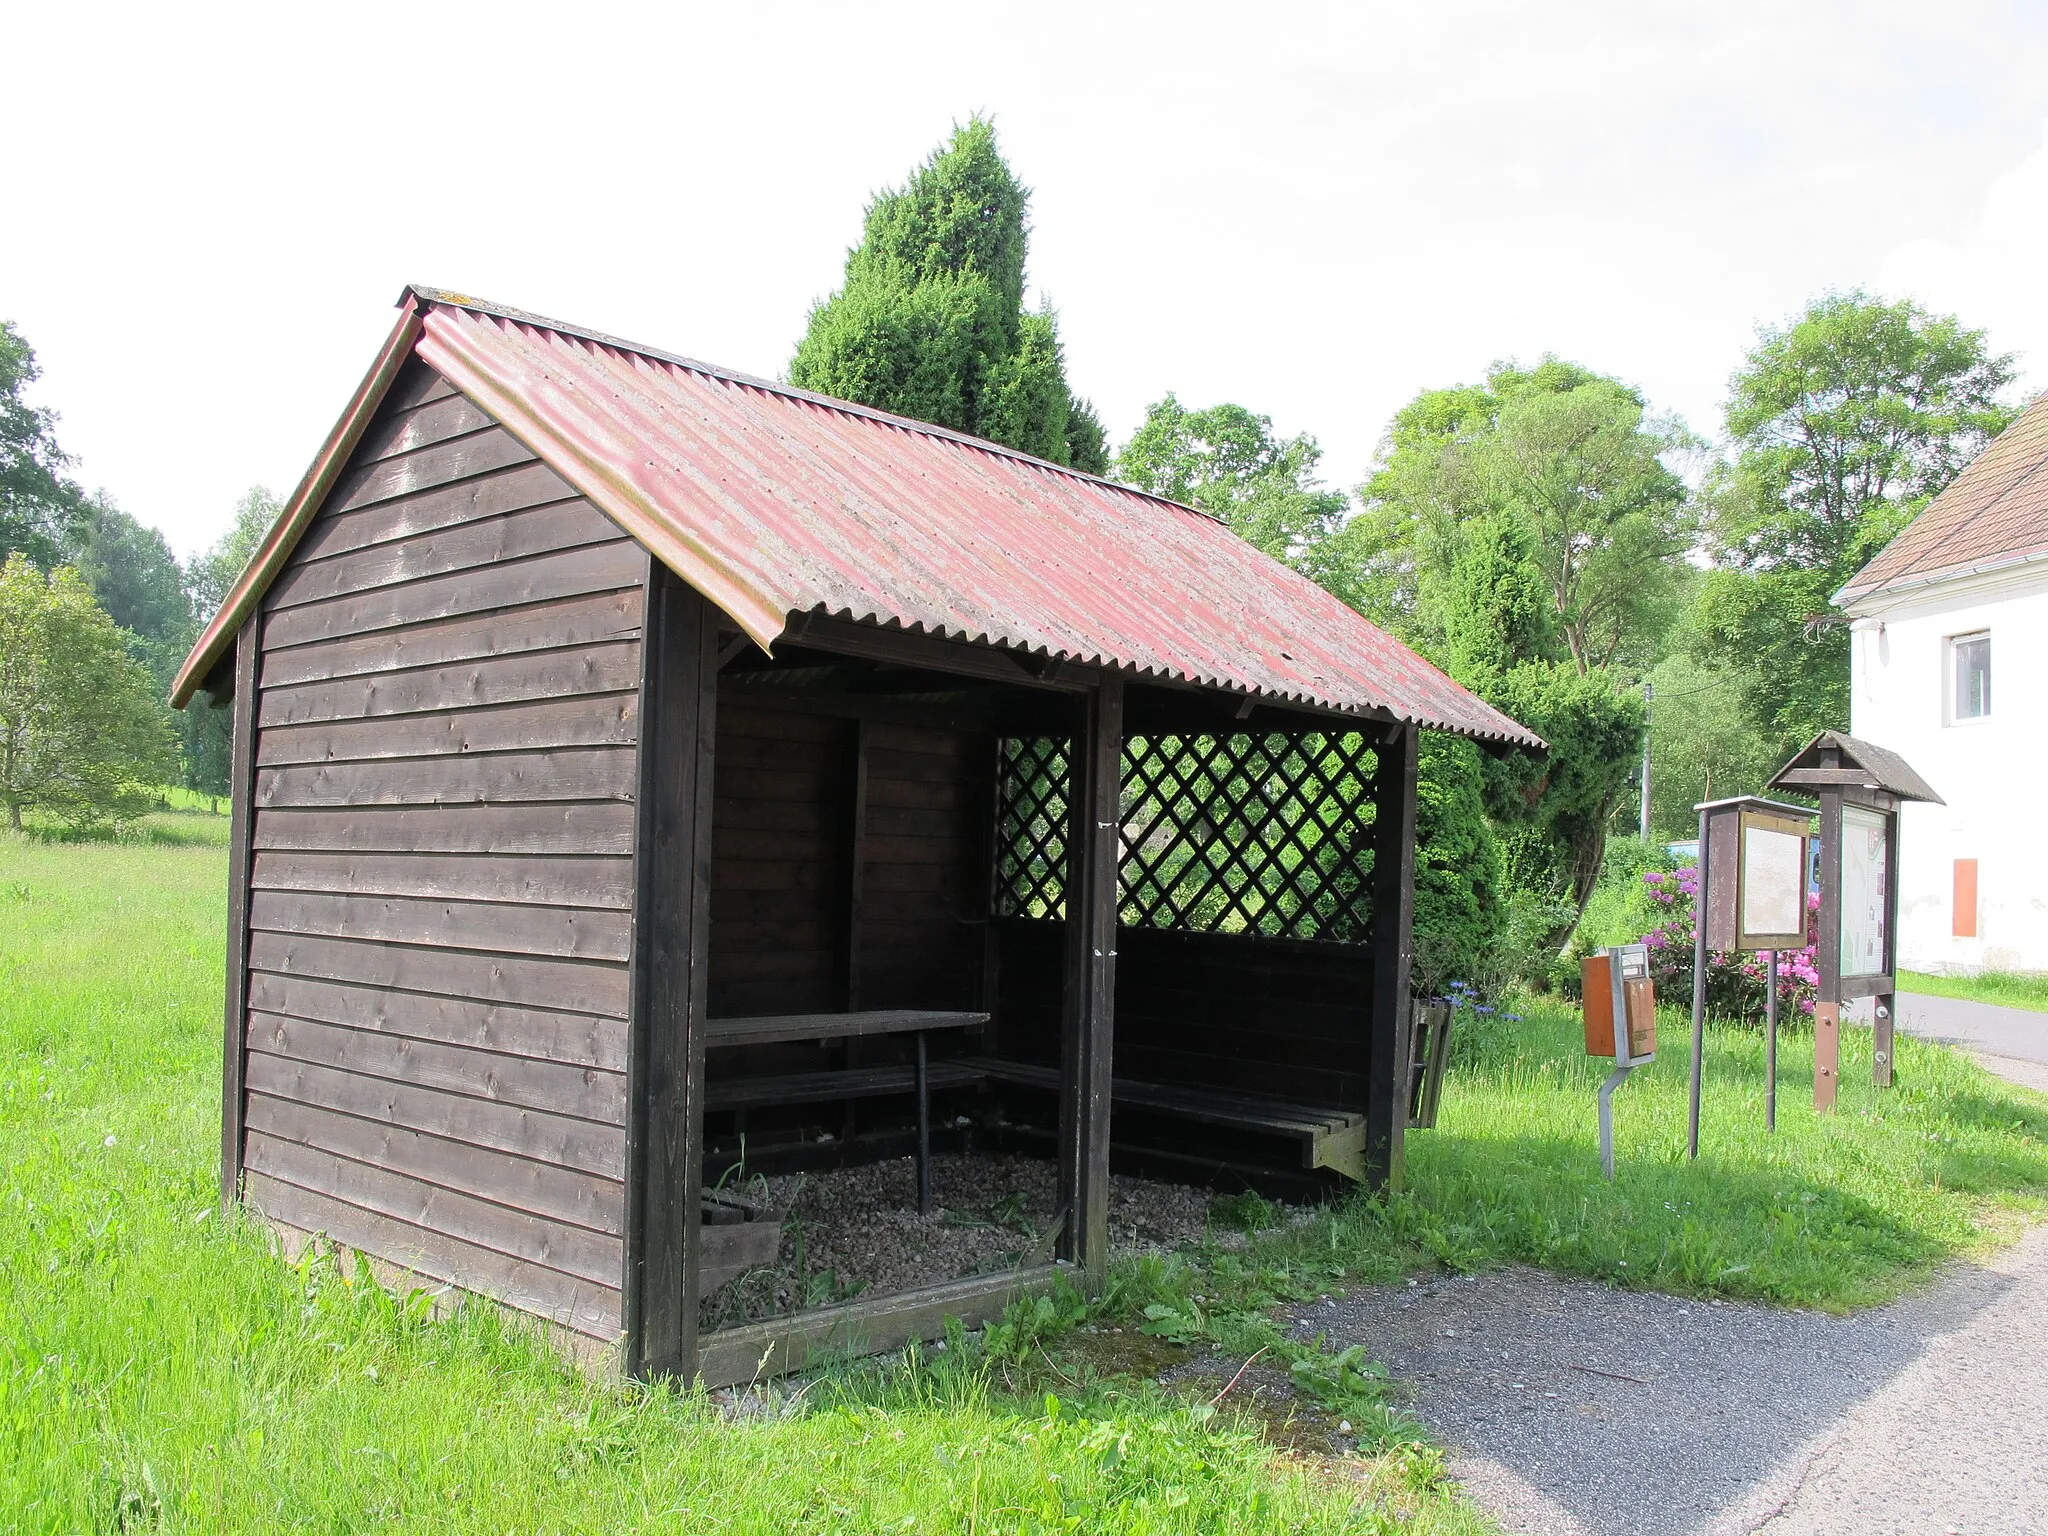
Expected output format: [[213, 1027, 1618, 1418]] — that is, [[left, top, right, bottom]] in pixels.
[[0, 554, 178, 831], [0, 322, 83, 567], [1693, 292, 2018, 749], [1113, 395, 1348, 576]]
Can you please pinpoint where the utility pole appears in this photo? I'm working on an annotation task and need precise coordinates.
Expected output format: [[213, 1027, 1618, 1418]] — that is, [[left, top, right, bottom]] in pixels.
[[1639, 681, 1653, 842]]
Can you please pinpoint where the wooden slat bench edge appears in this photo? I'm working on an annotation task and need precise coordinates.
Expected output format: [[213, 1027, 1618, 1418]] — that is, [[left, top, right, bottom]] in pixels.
[[971, 1058, 1367, 1180], [705, 1009, 991, 1048]]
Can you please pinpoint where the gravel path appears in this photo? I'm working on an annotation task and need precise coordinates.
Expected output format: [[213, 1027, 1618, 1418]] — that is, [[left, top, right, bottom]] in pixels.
[[701, 1153, 1217, 1328], [1300, 1047, 2048, 1535]]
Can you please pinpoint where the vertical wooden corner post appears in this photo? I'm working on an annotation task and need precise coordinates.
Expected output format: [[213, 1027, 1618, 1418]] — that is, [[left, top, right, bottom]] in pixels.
[[1059, 671, 1123, 1289], [219, 623, 261, 1209], [1814, 769, 1844, 1114], [624, 569, 719, 1381], [1365, 721, 1419, 1192]]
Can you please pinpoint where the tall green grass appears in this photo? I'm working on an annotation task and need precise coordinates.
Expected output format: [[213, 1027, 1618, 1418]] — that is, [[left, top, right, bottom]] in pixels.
[[1389, 1005, 2048, 1309], [0, 838, 1457, 1534], [1899, 968, 2048, 1014]]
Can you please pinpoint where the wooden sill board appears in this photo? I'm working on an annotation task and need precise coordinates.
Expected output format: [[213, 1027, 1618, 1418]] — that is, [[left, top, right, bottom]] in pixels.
[[695, 1263, 1064, 1386]]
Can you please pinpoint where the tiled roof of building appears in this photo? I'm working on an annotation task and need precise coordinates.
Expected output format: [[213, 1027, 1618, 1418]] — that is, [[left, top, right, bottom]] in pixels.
[[1838, 391, 2048, 606]]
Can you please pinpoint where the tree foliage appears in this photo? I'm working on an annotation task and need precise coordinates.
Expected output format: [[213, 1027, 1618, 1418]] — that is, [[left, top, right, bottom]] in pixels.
[[1, 322, 82, 568], [1353, 358, 1695, 674], [1692, 292, 2019, 750], [790, 119, 1107, 473], [0, 554, 178, 831], [1114, 395, 1349, 575]]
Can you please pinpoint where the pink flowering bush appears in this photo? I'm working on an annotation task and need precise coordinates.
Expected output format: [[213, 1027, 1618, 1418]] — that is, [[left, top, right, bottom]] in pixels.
[[1639, 866, 1820, 1023]]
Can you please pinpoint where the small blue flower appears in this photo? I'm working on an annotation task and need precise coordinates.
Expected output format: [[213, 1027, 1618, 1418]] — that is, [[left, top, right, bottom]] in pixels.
[[1474, 1005, 1495, 1015], [1503, 1013, 1523, 1022]]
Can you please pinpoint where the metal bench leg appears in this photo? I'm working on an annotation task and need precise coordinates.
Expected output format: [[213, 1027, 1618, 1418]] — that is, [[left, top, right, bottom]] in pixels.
[[915, 1030, 931, 1216]]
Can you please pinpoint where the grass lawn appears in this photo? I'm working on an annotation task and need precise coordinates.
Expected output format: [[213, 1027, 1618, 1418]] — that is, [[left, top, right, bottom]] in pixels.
[[1900, 968, 2048, 1014], [6, 839, 2045, 1531], [0, 838, 1468, 1535]]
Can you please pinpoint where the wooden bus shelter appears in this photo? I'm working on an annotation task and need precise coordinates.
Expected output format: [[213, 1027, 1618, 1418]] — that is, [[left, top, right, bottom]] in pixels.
[[172, 287, 1540, 1383]]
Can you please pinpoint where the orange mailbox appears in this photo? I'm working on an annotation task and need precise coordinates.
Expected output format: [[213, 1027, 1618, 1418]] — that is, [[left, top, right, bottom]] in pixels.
[[1583, 943, 1656, 1065], [1582, 942, 1655, 1180]]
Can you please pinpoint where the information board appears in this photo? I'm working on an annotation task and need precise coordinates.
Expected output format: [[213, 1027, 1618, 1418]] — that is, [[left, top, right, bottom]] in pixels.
[[1840, 804, 1889, 977], [1740, 819, 1808, 946]]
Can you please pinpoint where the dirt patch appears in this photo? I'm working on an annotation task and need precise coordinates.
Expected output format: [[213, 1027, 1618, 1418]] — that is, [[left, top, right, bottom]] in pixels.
[[699, 1151, 1220, 1329]]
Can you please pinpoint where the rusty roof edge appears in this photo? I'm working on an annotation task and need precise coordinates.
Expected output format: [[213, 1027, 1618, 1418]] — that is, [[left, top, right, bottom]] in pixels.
[[170, 300, 426, 707], [784, 607, 1546, 747], [400, 284, 1230, 529]]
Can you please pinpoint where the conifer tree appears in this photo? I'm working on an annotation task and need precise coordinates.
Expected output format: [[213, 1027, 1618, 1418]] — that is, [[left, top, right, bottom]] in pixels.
[[791, 119, 1108, 473]]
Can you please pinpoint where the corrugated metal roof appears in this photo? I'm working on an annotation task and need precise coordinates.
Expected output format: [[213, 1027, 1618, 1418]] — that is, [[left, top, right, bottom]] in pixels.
[[177, 287, 1540, 748], [1837, 391, 2048, 606]]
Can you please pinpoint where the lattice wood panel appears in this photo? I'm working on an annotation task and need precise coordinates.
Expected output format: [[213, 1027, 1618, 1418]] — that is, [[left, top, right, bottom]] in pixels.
[[1118, 731, 1377, 942], [994, 729, 1380, 943], [995, 736, 1072, 919]]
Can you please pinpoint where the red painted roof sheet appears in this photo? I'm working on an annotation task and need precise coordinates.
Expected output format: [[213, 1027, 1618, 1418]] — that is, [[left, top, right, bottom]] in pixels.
[[1838, 390, 2048, 605], [178, 288, 1539, 748]]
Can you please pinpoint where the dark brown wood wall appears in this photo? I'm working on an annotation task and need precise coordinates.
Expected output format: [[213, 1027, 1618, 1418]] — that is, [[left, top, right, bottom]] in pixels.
[[858, 722, 986, 1011], [707, 704, 843, 1019], [235, 359, 646, 1341], [707, 704, 986, 1019], [997, 922, 1373, 1108]]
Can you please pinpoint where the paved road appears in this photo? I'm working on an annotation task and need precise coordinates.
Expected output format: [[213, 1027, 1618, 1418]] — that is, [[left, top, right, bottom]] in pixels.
[[1895, 990, 2048, 1065], [1307, 1228, 2048, 1536], [1300, 1046, 2048, 1536]]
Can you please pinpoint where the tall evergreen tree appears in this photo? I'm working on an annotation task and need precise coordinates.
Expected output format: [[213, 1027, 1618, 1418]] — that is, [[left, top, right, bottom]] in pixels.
[[791, 119, 1108, 474]]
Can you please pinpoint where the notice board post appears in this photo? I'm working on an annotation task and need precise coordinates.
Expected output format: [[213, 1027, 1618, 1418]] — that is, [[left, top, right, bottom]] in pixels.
[[1690, 796, 1814, 1151], [1768, 733, 1943, 1106]]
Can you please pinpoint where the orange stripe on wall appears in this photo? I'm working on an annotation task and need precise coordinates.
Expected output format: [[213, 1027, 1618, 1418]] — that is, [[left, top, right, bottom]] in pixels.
[[1954, 858, 1979, 938]]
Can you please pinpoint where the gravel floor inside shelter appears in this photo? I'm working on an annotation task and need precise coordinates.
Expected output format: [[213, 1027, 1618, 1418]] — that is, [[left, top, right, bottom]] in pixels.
[[699, 1152, 1217, 1330]]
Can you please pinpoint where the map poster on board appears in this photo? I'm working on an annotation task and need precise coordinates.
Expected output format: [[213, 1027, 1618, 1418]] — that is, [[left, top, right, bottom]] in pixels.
[[1840, 805, 1890, 977], [1740, 820, 1808, 946]]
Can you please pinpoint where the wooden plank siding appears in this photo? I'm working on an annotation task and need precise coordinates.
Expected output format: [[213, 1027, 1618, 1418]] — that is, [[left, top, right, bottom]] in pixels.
[[236, 358, 645, 1342]]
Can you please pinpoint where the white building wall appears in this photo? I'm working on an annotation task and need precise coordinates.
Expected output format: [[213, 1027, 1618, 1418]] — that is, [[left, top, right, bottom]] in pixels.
[[1848, 563, 2048, 975]]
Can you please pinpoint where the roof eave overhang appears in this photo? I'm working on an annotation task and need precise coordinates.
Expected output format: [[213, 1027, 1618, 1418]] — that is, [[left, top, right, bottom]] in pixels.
[[169, 298, 426, 707], [1836, 544, 2048, 613]]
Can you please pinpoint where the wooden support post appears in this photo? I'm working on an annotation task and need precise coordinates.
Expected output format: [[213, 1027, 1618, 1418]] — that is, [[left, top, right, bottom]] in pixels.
[[1815, 763, 1843, 1115], [1366, 722, 1419, 1191], [1874, 807, 1900, 1089], [1059, 673, 1123, 1287], [842, 720, 868, 1144], [219, 624, 260, 1209], [623, 569, 720, 1380]]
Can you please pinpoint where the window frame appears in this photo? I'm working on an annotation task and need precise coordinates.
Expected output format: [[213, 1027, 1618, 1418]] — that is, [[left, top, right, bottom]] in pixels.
[[1946, 629, 1992, 725]]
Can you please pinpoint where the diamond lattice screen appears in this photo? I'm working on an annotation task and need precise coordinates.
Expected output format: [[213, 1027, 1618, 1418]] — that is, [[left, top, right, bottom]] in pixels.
[[1119, 731, 1377, 942], [995, 735, 1072, 919], [994, 730, 1379, 942]]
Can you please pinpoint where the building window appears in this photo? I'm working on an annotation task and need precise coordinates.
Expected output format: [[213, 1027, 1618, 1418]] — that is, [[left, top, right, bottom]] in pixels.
[[1949, 631, 1990, 722]]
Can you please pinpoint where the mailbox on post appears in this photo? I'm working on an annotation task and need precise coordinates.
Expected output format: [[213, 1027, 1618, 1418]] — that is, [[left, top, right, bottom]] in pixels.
[[1582, 942, 1654, 1179]]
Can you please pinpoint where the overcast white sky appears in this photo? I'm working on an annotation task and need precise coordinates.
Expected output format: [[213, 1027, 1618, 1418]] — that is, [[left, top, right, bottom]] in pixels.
[[9, 1, 2048, 559]]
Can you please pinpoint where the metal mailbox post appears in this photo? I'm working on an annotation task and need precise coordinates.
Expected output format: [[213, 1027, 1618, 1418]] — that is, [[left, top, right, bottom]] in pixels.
[[1583, 942, 1655, 1180]]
